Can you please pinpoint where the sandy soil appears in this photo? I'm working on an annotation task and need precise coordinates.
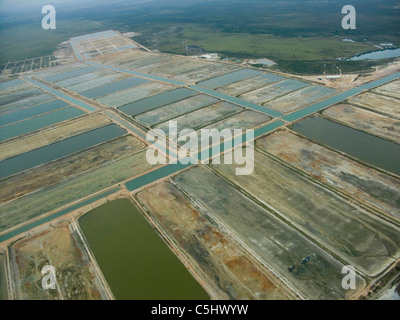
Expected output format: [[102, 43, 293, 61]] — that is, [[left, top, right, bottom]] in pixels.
[[299, 60, 400, 91], [7, 220, 110, 300], [135, 181, 294, 300]]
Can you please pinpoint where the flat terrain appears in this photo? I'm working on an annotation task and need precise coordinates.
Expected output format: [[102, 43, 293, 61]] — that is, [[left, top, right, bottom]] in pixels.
[[79, 198, 209, 300], [135, 94, 219, 127], [155, 102, 242, 132], [0, 254, 7, 300], [373, 79, 400, 99], [348, 93, 400, 120], [136, 181, 292, 300], [216, 74, 284, 96], [0, 135, 145, 203], [240, 79, 309, 105], [8, 221, 108, 300], [0, 113, 111, 161], [323, 104, 400, 144], [265, 85, 337, 114], [256, 130, 400, 222], [292, 116, 400, 176], [0, 26, 399, 300], [210, 152, 400, 277], [173, 166, 366, 300], [0, 150, 154, 234]]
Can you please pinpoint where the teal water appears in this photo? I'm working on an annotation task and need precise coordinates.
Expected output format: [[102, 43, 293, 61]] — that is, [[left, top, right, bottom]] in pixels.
[[118, 88, 197, 116], [80, 77, 150, 99], [197, 68, 263, 89], [293, 117, 400, 176], [85, 61, 186, 86], [44, 66, 99, 83], [0, 94, 54, 115], [358, 72, 400, 90], [0, 106, 86, 142], [283, 88, 362, 122], [125, 119, 286, 192], [0, 123, 126, 179], [190, 85, 283, 117], [0, 187, 120, 243], [0, 99, 68, 126], [0, 79, 25, 90], [351, 48, 400, 61], [23, 77, 97, 112], [0, 88, 43, 106]]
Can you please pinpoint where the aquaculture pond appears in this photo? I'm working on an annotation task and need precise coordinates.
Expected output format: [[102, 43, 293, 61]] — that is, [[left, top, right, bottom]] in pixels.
[[293, 116, 400, 176], [79, 198, 209, 300]]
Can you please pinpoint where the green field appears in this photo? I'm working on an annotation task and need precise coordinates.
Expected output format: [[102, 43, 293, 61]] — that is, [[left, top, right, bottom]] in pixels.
[[136, 24, 374, 60], [0, 19, 105, 64], [1, 0, 398, 74]]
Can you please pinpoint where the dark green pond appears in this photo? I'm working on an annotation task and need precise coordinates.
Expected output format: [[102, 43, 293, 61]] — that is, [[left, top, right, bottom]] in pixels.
[[293, 116, 400, 176], [79, 199, 209, 300], [0, 123, 126, 179], [0, 106, 86, 142]]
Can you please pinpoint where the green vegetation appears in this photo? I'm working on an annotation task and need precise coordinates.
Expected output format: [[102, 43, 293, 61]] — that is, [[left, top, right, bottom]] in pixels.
[[1, 0, 399, 74], [135, 24, 374, 60], [0, 19, 104, 64]]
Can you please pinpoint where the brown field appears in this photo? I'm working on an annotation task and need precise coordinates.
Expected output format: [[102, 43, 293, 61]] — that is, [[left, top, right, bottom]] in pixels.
[[348, 93, 400, 120], [373, 79, 400, 99], [173, 166, 366, 299], [8, 220, 109, 300], [135, 181, 294, 300], [256, 129, 400, 222], [211, 151, 400, 277], [323, 104, 400, 144], [0, 135, 145, 203]]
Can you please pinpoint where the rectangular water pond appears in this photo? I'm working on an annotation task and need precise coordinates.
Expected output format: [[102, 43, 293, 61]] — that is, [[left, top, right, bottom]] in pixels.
[[118, 88, 197, 116], [0, 79, 25, 90], [240, 79, 309, 105], [0, 99, 69, 126], [0, 106, 86, 142], [217, 73, 284, 96], [0, 123, 126, 179], [197, 68, 263, 89], [293, 116, 400, 176], [265, 85, 338, 114], [0, 88, 43, 107], [79, 198, 209, 300], [80, 77, 150, 99], [0, 93, 54, 115], [67, 74, 123, 93], [135, 94, 220, 127], [43, 66, 99, 83]]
